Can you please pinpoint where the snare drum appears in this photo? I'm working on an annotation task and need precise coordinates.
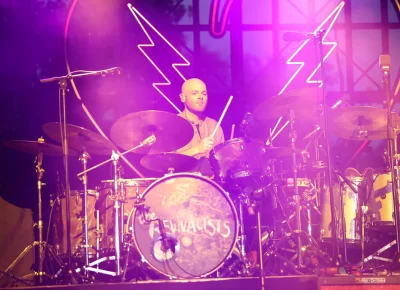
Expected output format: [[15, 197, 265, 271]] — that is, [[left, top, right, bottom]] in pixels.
[[127, 173, 238, 278], [209, 138, 266, 185]]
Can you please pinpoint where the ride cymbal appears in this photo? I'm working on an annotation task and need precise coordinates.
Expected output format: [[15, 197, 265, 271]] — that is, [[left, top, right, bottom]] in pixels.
[[43, 122, 117, 155], [4, 139, 77, 156], [327, 106, 400, 140], [140, 153, 198, 173], [110, 110, 194, 154]]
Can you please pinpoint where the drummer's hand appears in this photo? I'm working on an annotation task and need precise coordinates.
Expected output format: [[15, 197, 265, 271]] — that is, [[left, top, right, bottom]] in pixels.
[[197, 137, 214, 154]]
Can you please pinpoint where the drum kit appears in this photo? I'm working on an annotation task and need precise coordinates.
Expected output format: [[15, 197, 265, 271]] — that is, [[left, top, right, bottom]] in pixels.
[[3, 79, 400, 283]]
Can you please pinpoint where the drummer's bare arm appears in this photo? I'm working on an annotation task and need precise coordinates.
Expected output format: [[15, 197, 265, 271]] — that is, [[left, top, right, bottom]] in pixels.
[[179, 137, 214, 156]]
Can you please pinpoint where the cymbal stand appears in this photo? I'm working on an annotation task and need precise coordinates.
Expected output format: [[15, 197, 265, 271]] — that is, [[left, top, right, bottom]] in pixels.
[[78, 151, 91, 274], [75, 135, 156, 276], [380, 55, 400, 265], [0, 150, 63, 285], [36, 151, 45, 284], [4, 152, 46, 285], [314, 29, 340, 265], [289, 109, 303, 268], [111, 151, 122, 276]]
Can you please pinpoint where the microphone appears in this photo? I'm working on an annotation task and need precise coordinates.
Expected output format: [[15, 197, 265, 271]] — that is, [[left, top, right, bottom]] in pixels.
[[282, 30, 326, 42], [379, 55, 390, 73], [158, 219, 177, 253], [142, 134, 156, 146], [101, 67, 122, 76], [240, 112, 253, 135]]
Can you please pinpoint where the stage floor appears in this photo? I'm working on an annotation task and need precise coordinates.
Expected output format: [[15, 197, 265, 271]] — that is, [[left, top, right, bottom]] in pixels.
[[5, 275, 400, 290]]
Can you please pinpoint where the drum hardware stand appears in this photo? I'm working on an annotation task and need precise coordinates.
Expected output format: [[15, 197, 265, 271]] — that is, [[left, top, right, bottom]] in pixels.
[[288, 109, 303, 268], [39, 69, 120, 282], [78, 151, 91, 275], [76, 135, 156, 276], [0, 269, 30, 286], [312, 29, 341, 266], [256, 204, 265, 290], [382, 55, 400, 267], [358, 56, 400, 271], [111, 150, 122, 276], [237, 193, 253, 275], [0, 149, 63, 285]]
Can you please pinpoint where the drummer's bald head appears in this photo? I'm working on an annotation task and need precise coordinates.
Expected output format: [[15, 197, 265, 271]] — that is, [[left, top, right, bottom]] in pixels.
[[180, 78, 206, 95], [179, 78, 208, 113]]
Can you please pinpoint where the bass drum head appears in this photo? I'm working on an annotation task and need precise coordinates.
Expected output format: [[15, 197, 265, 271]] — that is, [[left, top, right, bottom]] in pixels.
[[129, 173, 238, 278]]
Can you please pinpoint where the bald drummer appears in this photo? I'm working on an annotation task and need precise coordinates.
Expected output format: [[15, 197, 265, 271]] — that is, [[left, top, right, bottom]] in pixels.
[[176, 78, 224, 176]]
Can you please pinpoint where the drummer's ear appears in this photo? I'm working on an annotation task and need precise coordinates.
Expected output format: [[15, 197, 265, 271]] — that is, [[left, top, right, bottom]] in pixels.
[[179, 93, 185, 103]]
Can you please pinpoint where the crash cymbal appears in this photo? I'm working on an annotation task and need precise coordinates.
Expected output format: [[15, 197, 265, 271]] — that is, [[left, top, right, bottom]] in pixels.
[[264, 146, 303, 158], [327, 106, 399, 140], [110, 110, 194, 154], [43, 122, 117, 155], [4, 139, 77, 156], [140, 153, 198, 173], [253, 87, 323, 121]]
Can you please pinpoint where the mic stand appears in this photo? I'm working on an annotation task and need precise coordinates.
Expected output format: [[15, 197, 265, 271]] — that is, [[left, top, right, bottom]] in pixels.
[[315, 30, 341, 266], [111, 151, 121, 276], [75, 135, 156, 277], [78, 151, 90, 275], [289, 109, 303, 268], [383, 65, 400, 262], [39, 67, 121, 283]]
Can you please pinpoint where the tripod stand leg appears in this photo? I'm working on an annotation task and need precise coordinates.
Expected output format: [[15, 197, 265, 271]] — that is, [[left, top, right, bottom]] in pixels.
[[1, 243, 37, 278]]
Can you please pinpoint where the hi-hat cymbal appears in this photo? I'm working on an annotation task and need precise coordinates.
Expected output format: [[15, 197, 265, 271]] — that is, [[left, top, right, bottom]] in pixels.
[[110, 110, 194, 154], [4, 139, 77, 156], [140, 153, 198, 173], [42, 122, 117, 155], [253, 87, 323, 121], [327, 106, 399, 140]]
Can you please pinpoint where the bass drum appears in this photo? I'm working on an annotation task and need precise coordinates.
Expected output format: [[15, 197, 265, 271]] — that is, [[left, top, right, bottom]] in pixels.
[[127, 173, 238, 278]]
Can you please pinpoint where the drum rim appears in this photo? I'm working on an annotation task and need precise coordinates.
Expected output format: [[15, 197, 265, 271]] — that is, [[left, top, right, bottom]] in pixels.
[[127, 172, 239, 279], [210, 137, 263, 155]]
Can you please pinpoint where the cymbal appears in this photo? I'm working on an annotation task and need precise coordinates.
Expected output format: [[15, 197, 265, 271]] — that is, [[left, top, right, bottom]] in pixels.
[[140, 153, 198, 173], [4, 139, 77, 156], [110, 110, 194, 154], [42, 122, 117, 155], [264, 147, 303, 158], [253, 87, 323, 121], [327, 106, 398, 140]]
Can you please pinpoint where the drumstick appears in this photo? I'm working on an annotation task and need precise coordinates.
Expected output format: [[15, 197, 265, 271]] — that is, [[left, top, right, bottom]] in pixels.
[[211, 95, 234, 138], [230, 124, 235, 140]]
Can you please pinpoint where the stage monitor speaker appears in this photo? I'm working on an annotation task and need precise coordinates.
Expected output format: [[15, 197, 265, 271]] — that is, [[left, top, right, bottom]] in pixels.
[[319, 276, 400, 290]]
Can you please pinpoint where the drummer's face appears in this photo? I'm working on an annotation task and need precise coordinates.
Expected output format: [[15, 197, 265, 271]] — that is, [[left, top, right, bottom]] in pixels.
[[182, 81, 208, 113]]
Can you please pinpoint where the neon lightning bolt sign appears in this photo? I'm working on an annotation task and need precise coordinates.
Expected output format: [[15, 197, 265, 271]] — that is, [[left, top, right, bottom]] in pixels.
[[269, 1, 345, 142], [127, 3, 190, 113], [279, 1, 345, 94]]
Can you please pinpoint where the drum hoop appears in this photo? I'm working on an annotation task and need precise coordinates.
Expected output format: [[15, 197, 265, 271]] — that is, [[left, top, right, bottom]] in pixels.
[[210, 137, 263, 155], [127, 172, 239, 279]]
